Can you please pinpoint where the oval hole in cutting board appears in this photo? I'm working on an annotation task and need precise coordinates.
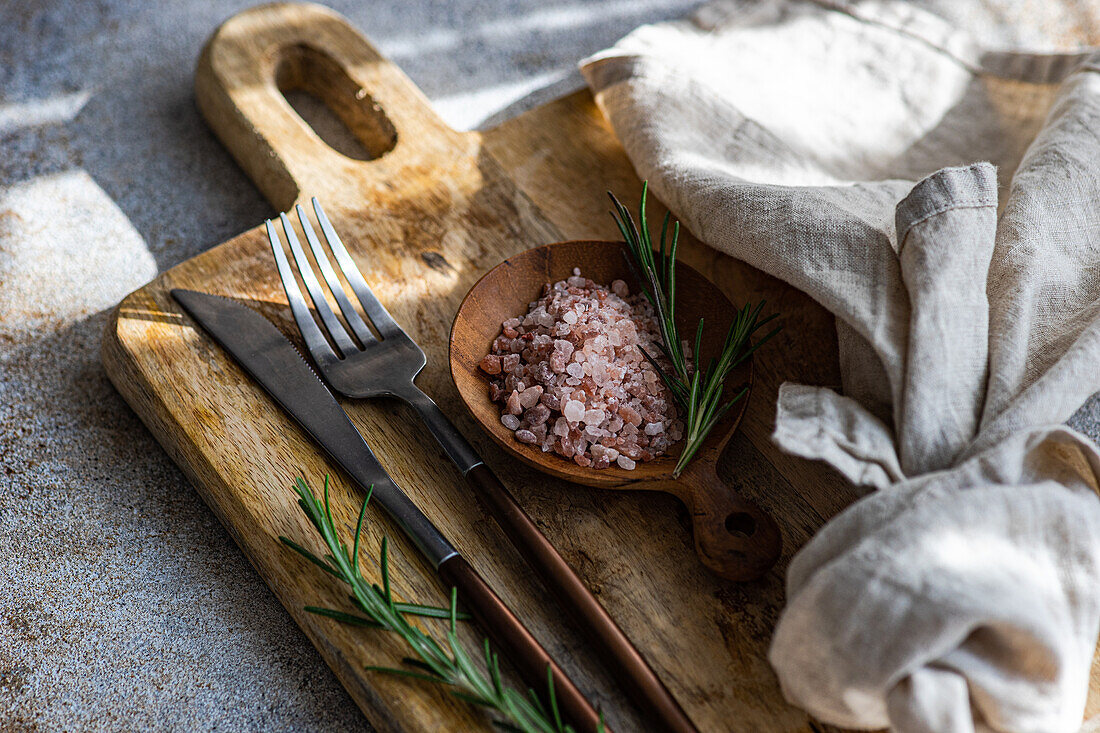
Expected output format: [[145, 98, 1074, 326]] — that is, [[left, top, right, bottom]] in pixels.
[[275, 44, 398, 161]]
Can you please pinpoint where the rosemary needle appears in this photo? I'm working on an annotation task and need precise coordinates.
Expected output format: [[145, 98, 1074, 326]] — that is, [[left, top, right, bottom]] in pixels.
[[609, 183, 780, 477], [280, 476, 605, 733]]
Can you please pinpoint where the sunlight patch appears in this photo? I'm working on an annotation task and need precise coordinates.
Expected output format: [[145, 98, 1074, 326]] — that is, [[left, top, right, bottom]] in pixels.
[[0, 170, 157, 340]]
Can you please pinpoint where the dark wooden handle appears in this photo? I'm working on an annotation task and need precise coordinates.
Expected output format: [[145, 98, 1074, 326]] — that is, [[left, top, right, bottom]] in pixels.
[[437, 555, 604, 733], [676, 461, 781, 581], [467, 464, 697, 733]]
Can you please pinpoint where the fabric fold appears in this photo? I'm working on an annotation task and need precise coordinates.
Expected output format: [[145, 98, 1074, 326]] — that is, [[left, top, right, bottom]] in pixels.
[[977, 63, 1100, 450], [582, 1, 1100, 730], [774, 382, 902, 491], [895, 164, 997, 474]]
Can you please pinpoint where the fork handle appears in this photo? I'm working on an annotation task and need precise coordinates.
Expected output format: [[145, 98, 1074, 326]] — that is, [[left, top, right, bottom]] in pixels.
[[465, 464, 698, 733], [405, 389, 696, 732], [404, 387, 484, 472], [437, 555, 605, 733]]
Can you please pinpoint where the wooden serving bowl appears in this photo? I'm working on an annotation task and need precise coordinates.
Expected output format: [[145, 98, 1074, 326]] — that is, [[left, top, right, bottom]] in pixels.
[[450, 241, 780, 581]]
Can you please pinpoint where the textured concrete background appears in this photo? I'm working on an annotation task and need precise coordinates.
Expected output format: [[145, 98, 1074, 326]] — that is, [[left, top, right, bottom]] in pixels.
[[1, 1, 1098, 731]]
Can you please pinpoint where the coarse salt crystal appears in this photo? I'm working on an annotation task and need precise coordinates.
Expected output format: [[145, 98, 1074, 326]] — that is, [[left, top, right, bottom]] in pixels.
[[519, 386, 543, 409], [591, 444, 620, 463], [526, 403, 551, 426], [619, 405, 643, 426], [563, 400, 585, 423], [479, 354, 502, 374], [582, 409, 604, 426], [616, 455, 636, 470], [501, 414, 521, 430]]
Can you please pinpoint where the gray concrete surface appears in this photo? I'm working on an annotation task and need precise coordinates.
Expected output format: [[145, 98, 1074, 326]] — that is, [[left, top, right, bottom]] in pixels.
[[1, 1, 1098, 731]]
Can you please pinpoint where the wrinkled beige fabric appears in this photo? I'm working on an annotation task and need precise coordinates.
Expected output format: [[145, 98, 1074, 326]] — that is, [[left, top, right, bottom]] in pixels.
[[582, 1, 1100, 730]]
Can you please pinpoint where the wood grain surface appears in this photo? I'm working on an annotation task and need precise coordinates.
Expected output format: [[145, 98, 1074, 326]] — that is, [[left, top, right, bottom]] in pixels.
[[100, 2, 1100, 732]]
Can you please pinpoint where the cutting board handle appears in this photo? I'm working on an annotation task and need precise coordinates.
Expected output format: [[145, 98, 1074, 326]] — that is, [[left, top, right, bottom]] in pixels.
[[195, 2, 462, 212]]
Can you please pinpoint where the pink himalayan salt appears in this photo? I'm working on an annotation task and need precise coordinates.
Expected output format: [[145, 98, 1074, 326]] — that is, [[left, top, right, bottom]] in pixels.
[[582, 409, 605, 426], [619, 405, 642, 426], [563, 399, 585, 423], [527, 403, 551, 426], [480, 354, 502, 374], [518, 385, 543, 408], [480, 269, 685, 469]]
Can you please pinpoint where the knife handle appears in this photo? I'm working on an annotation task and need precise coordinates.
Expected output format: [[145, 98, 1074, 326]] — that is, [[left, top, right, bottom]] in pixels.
[[437, 555, 604, 733], [465, 464, 697, 733]]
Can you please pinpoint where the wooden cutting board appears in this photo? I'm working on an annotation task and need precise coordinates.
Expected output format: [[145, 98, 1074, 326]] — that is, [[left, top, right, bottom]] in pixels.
[[100, 3, 1100, 731]]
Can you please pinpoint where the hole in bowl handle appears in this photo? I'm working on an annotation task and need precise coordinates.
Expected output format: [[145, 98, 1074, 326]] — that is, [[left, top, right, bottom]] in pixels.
[[194, 3, 459, 211], [675, 461, 781, 581]]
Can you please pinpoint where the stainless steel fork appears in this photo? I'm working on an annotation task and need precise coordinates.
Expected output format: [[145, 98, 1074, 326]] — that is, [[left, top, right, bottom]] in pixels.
[[268, 198, 697, 733]]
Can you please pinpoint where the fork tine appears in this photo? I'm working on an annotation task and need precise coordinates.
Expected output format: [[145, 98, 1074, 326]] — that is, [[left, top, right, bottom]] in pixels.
[[312, 197, 405, 339], [279, 212, 358, 356], [295, 204, 376, 346], [266, 219, 339, 365]]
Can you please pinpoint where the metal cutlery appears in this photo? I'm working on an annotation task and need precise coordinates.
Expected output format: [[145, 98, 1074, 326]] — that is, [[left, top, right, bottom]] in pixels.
[[170, 288, 603, 733], [266, 198, 697, 733]]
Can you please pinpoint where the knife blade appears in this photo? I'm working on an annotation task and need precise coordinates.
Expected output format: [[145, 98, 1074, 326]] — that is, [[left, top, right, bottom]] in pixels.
[[170, 288, 458, 567], [171, 288, 606, 731]]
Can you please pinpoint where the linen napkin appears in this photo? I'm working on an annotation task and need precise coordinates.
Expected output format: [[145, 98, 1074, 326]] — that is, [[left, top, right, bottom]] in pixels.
[[581, 1, 1100, 730]]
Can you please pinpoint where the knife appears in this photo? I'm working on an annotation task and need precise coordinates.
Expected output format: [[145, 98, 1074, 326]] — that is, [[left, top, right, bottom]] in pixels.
[[171, 289, 604, 732]]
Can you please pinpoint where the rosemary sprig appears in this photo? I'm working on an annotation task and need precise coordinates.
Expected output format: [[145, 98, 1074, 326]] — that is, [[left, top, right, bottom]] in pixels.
[[280, 476, 602, 733], [609, 183, 780, 477]]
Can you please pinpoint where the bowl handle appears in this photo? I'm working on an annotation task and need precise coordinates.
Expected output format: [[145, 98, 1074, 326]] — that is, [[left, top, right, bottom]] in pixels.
[[194, 2, 465, 211], [672, 461, 781, 581]]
